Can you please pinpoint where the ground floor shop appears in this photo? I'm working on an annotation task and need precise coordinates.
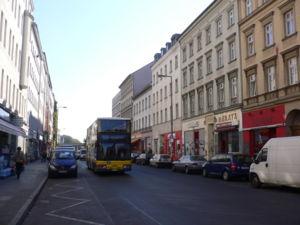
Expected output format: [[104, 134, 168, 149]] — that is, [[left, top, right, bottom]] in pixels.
[[131, 130, 152, 153], [243, 104, 300, 157]]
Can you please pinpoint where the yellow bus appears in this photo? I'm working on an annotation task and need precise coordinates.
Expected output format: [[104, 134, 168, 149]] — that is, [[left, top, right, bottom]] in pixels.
[[86, 118, 132, 173]]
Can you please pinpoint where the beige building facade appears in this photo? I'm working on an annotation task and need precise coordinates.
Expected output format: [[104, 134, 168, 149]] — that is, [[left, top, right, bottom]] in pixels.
[[239, 0, 300, 156], [179, 0, 243, 158]]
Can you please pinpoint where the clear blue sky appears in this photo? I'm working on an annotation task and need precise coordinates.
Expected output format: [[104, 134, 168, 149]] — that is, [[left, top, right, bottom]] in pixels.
[[34, 0, 214, 142]]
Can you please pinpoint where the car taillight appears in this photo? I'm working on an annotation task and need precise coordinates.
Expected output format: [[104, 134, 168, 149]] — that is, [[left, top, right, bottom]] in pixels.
[[230, 163, 237, 171]]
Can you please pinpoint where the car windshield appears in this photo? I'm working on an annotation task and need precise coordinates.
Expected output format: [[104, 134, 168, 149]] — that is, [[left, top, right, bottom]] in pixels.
[[53, 151, 75, 160], [81, 150, 86, 154], [233, 155, 252, 164], [190, 155, 205, 161]]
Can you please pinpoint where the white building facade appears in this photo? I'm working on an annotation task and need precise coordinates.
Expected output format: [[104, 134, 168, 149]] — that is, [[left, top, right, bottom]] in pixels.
[[0, 0, 55, 160], [179, 0, 243, 159], [151, 34, 183, 160], [112, 91, 121, 118]]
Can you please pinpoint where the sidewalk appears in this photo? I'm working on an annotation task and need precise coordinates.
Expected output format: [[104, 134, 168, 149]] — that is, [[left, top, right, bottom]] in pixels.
[[0, 161, 48, 225]]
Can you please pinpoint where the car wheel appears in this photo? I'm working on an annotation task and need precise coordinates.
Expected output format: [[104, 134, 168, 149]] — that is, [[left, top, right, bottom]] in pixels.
[[202, 168, 208, 177], [222, 171, 230, 181], [185, 166, 190, 174], [250, 174, 261, 188]]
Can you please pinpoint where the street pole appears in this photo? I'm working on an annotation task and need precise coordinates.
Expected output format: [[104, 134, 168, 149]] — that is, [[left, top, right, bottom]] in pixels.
[[170, 76, 174, 160]]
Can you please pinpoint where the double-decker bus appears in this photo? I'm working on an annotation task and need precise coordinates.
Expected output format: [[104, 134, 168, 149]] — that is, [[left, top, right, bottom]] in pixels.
[[86, 117, 132, 173]]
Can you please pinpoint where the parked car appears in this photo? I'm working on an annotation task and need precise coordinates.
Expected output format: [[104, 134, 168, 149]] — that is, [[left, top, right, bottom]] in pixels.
[[202, 153, 252, 181], [249, 137, 300, 188], [172, 155, 207, 174], [131, 152, 140, 163], [149, 154, 172, 168], [48, 149, 78, 178], [135, 153, 147, 165], [79, 149, 86, 160]]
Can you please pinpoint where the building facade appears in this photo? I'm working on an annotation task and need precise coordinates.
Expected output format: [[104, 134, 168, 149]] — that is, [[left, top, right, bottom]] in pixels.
[[179, 0, 243, 159], [112, 91, 121, 118], [239, 0, 300, 157], [151, 34, 182, 160], [119, 74, 133, 119], [0, 0, 55, 161], [131, 62, 153, 153]]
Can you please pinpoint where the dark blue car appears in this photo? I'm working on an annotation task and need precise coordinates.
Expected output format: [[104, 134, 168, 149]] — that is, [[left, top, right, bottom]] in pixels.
[[202, 153, 252, 181], [48, 149, 78, 178]]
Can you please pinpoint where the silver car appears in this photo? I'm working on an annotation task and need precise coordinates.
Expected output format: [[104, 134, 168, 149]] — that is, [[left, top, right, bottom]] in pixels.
[[149, 154, 172, 168], [172, 155, 207, 174]]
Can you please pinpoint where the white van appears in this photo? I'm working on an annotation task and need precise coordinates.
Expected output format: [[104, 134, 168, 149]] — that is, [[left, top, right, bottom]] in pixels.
[[249, 136, 300, 188]]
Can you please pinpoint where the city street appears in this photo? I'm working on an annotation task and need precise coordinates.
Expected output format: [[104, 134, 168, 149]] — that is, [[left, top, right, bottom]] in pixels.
[[23, 161, 300, 225]]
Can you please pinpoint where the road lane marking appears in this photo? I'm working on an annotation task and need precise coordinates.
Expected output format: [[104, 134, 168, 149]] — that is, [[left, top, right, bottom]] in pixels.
[[45, 182, 105, 225], [83, 176, 116, 225], [122, 198, 163, 225], [46, 213, 105, 225]]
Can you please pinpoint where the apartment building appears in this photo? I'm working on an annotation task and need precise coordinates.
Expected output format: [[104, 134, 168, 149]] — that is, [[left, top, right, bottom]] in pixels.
[[239, 0, 300, 156], [131, 62, 153, 153], [151, 34, 182, 159], [112, 91, 121, 118], [119, 74, 133, 119], [0, 0, 55, 158], [179, 0, 243, 158]]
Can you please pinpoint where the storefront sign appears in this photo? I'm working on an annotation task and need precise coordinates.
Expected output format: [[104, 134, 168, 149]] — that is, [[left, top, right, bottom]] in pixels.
[[216, 112, 239, 128]]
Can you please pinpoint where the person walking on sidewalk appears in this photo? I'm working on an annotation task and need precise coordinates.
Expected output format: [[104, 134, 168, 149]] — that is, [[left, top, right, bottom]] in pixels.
[[13, 147, 25, 179]]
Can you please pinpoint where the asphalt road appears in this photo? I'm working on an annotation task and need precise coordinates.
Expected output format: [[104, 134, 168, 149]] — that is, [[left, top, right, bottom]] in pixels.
[[22, 161, 300, 225]]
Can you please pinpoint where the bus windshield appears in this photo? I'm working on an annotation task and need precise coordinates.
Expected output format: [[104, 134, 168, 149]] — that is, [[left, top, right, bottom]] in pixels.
[[99, 120, 130, 133], [97, 143, 131, 160]]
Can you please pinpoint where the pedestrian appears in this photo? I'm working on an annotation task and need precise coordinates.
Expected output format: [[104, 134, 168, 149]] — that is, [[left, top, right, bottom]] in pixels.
[[13, 147, 25, 179]]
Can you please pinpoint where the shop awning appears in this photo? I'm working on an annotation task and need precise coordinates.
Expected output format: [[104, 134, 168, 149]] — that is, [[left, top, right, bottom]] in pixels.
[[0, 119, 27, 137], [131, 138, 141, 144]]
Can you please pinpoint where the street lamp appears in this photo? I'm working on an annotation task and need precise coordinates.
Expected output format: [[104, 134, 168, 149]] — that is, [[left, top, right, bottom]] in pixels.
[[157, 74, 174, 160]]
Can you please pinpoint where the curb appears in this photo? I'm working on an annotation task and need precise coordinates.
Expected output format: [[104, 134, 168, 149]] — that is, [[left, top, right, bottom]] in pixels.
[[8, 176, 48, 225]]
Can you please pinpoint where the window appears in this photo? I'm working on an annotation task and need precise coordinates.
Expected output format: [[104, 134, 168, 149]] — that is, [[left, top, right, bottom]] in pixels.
[[148, 115, 150, 127], [246, 0, 253, 16], [284, 10, 295, 37], [217, 48, 223, 68], [175, 79, 178, 93], [197, 33, 202, 51], [197, 88, 204, 114], [216, 17, 222, 37], [145, 98, 147, 110], [153, 74, 155, 85], [153, 113, 155, 125], [249, 74, 257, 97], [164, 65, 167, 75], [189, 91, 195, 116], [189, 65, 194, 84], [148, 96, 151, 108], [0, 69, 3, 98], [264, 23, 273, 47], [153, 93, 155, 105], [183, 69, 187, 88], [197, 58, 203, 80], [156, 112, 159, 124], [217, 82, 225, 107], [257, 148, 268, 162], [156, 91, 158, 103], [175, 103, 179, 119], [160, 89, 163, 101], [229, 40, 236, 62], [182, 47, 187, 62], [0, 11, 3, 42], [228, 8, 234, 27], [266, 65, 276, 91], [8, 30, 11, 55], [165, 108, 168, 122], [206, 26, 211, 44], [142, 100, 144, 111], [3, 19, 7, 47], [230, 76, 238, 99], [18, 6, 21, 27], [160, 110, 163, 123], [189, 41, 194, 57], [247, 34, 255, 56], [175, 55, 178, 69], [164, 86, 167, 99], [207, 85, 213, 111], [183, 95, 188, 118], [287, 57, 298, 85], [170, 60, 173, 73], [206, 54, 212, 74]]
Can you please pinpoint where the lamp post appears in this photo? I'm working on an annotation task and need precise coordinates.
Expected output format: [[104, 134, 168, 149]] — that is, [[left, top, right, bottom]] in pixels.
[[157, 74, 174, 160]]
